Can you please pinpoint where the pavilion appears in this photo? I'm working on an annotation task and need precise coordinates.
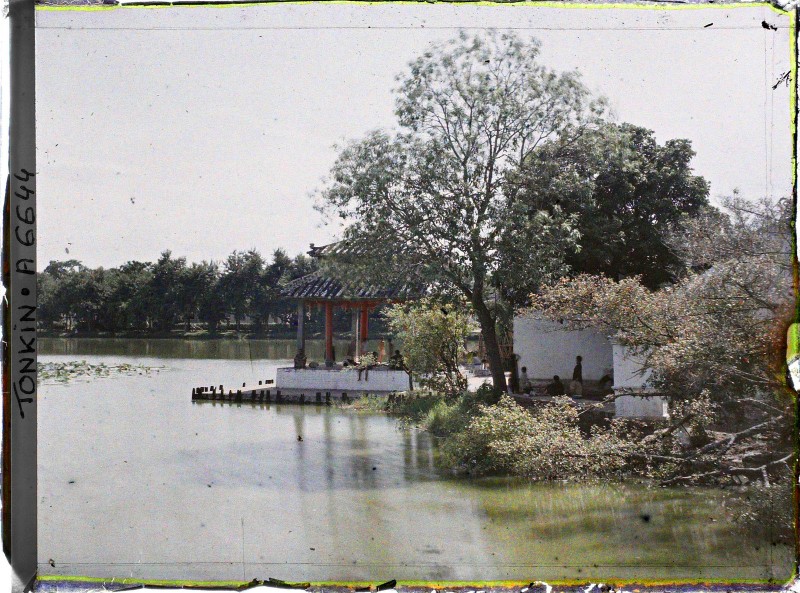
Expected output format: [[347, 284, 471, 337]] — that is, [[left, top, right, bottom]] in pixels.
[[275, 242, 418, 396], [281, 241, 416, 367]]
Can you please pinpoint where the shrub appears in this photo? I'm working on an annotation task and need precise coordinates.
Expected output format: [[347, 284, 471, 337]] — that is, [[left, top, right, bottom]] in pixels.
[[384, 298, 475, 399], [441, 395, 631, 480]]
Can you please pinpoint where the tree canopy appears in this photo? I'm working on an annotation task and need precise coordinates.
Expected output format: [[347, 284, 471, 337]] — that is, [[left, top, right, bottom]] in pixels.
[[511, 122, 710, 292], [37, 248, 317, 335]]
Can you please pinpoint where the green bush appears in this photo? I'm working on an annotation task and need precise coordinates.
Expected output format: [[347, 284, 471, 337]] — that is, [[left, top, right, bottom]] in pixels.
[[384, 391, 445, 420], [424, 399, 471, 437], [441, 395, 631, 480]]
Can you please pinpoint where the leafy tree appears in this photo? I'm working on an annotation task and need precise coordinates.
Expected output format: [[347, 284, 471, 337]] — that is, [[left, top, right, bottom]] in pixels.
[[442, 395, 631, 479], [180, 262, 220, 332], [218, 249, 265, 331], [37, 248, 319, 335], [385, 298, 476, 399], [250, 249, 293, 332], [511, 122, 710, 291], [318, 31, 603, 392], [198, 271, 227, 335], [38, 260, 88, 330], [148, 251, 188, 332], [119, 261, 156, 331], [266, 250, 322, 330], [70, 268, 109, 332]]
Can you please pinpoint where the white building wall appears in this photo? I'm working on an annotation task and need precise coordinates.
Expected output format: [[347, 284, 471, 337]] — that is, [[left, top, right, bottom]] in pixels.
[[612, 344, 653, 389], [612, 344, 668, 418], [513, 315, 613, 382]]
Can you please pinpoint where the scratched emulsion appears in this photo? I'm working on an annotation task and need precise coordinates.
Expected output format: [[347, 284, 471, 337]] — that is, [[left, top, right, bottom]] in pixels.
[[36, 340, 792, 583]]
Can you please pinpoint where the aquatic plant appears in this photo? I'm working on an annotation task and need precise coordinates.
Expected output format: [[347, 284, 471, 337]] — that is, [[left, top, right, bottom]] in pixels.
[[38, 361, 163, 384]]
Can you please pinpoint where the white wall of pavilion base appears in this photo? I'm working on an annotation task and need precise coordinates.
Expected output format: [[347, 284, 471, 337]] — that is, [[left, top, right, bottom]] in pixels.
[[276, 367, 413, 393]]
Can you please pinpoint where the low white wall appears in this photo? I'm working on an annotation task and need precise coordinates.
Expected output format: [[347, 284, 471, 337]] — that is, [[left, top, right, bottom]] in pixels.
[[615, 395, 669, 419], [612, 344, 653, 389], [612, 344, 667, 418], [276, 367, 412, 392], [513, 315, 613, 382]]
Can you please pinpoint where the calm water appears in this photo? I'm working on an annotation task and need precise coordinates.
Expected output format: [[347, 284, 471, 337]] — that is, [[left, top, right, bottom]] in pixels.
[[38, 339, 792, 583]]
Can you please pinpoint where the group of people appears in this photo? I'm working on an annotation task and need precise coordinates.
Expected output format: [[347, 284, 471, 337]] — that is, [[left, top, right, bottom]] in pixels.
[[518, 355, 587, 398], [341, 339, 405, 371], [294, 338, 406, 371]]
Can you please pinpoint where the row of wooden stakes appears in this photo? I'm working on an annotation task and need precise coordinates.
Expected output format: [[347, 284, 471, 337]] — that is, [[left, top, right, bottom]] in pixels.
[[190, 383, 353, 405]]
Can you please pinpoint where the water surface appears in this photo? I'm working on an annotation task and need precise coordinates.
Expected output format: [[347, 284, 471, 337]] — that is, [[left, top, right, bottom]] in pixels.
[[38, 339, 792, 583]]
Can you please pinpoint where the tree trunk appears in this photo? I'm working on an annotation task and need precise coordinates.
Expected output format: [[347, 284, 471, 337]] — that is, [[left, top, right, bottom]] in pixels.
[[472, 297, 507, 394]]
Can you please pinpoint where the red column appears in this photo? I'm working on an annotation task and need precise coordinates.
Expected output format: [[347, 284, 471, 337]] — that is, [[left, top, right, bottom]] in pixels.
[[325, 302, 334, 363], [360, 305, 369, 354]]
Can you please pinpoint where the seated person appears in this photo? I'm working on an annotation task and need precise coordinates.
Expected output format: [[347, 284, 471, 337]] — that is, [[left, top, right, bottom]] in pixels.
[[389, 349, 405, 370], [546, 375, 566, 397], [519, 366, 532, 394], [293, 348, 307, 370], [471, 352, 482, 371], [598, 373, 614, 394]]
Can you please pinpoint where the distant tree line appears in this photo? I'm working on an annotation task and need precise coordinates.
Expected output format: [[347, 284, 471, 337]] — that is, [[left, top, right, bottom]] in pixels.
[[38, 249, 318, 335]]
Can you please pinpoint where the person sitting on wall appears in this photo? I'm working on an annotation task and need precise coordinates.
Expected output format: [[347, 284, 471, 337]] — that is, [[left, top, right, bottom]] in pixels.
[[357, 352, 379, 381], [293, 348, 307, 370], [389, 349, 405, 370], [519, 366, 532, 394], [472, 351, 482, 372], [598, 373, 614, 395], [378, 340, 386, 363], [547, 375, 566, 397]]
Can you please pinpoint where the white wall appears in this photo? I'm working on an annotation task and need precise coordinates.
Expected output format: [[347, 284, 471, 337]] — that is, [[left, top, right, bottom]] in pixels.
[[277, 367, 412, 392], [615, 395, 669, 418], [513, 315, 613, 382], [612, 344, 668, 418], [611, 344, 653, 389]]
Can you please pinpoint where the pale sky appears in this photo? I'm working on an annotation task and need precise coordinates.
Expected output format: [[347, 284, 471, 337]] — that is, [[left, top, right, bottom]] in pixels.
[[35, 3, 792, 269]]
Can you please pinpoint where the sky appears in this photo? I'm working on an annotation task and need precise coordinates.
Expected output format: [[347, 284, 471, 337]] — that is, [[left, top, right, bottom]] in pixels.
[[35, 3, 793, 269]]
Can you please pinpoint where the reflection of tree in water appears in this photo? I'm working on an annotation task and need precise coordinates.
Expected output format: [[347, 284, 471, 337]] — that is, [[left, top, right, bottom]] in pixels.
[[345, 414, 379, 488], [415, 431, 433, 472], [323, 408, 334, 489], [293, 408, 308, 492]]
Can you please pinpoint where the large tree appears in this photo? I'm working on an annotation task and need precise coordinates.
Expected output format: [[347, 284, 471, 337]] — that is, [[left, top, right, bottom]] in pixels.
[[218, 249, 266, 331], [318, 31, 604, 391], [148, 251, 189, 332], [509, 122, 710, 293]]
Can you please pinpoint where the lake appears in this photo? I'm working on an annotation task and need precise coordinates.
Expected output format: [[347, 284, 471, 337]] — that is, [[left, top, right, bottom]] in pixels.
[[38, 338, 793, 583]]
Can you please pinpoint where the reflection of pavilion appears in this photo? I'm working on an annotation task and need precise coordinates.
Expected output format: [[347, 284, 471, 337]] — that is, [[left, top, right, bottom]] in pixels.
[[278, 242, 417, 395]]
